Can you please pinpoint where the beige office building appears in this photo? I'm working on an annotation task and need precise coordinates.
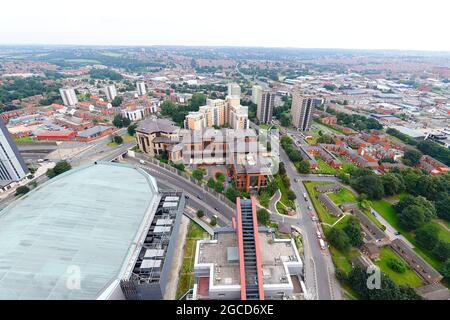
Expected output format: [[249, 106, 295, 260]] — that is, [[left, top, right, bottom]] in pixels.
[[184, 112, 206, 130]]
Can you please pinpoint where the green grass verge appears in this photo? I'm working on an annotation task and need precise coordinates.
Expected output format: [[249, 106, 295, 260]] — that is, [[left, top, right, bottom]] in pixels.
[[375, 247, 423, 288], [107, 133, 135, 147], [176, 222, 209, 299], [14, 136, 35, 143]]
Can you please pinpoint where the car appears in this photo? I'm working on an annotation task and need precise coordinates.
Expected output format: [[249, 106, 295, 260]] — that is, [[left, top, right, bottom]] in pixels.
[[308, 206, 312, 210], [294, 178, 299, 182], [394, 231, 401, 236], [139, 159, 146, 164]]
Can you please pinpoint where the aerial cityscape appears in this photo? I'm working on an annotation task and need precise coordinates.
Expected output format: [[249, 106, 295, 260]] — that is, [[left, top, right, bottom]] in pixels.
[[0, 0, 449, 310]]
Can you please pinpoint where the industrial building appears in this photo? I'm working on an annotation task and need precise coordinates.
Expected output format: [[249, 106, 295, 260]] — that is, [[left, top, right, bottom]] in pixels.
[[0, 162, 184, 299], [193, 198, 304, 300]]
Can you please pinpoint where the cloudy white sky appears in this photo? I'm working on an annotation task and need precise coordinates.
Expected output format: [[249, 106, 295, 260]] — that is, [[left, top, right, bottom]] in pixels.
[[1, 0, 449, 51]]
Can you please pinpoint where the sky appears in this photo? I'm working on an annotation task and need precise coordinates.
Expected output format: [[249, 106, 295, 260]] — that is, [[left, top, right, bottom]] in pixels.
[[1, 0, 449, 51]]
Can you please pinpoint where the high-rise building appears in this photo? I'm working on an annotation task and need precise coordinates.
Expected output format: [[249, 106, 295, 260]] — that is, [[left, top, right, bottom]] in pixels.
[[104, 85, 117, 101], [229, 104, 249, 130], [137, 82, 147, 96], [0, 119, 29, 184], [291, 88, 315, 131], [184, 112, 206, 130], [59, 88, 78, 106], [256, 90, 274, 124], [227, 83, 241, 97], [251, 85, 262, 104]]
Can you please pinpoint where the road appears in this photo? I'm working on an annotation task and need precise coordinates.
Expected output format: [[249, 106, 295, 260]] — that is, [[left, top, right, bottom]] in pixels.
[[273, 137, 342, 300], [122, 157, 234, 227]]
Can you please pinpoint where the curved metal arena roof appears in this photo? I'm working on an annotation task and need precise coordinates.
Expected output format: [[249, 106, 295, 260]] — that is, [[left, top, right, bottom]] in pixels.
[[0, 162, 159, 299]]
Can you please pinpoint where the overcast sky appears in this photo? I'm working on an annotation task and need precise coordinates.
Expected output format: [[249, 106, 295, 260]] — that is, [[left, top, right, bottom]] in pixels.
[[1, 0, 449, 51]]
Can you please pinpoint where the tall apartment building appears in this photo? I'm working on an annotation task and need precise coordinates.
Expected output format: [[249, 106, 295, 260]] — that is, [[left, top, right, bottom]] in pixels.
[[0, 119, 29, 184], [184, 111, 206, 130], [229, 104, 249, 129], [228, 83, 241, 97], [291, 88, 315, 131], [59, 88, 78, 107], [137, 82, 147, 96], [185, 97, 249, 130], [256, 90, 275, 124], [104, 85, 117, 101], [251, 85, 262, 104]]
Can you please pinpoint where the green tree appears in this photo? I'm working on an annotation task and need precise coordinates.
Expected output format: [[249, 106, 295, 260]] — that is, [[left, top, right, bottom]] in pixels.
[[327, 228, 351, 252], [402, 149, 423, 166], [435, 193, 450, 221], [214, 181, 224, 193], [343, 216, 363, 247], [196, 209, 205, 218], [351, 175, 385, 200], [113, 135, 123, 144], [225, 188, 240, 203], [111, 96, 123, 107], [296, 160, 311, 174], [207, 177, 215, 188], [387, 258, 407, 273], [257, 208, 270, 225], [210, 215, 217, 227], [53, 160, 72, 176], [215, 172, 225, 183], [192, 169, 204, 181], [432, 241, 450, 262], [440, 259, 450, 281], [381, 173, 405, 196], [415, 224, 440, 250], [287, 190, 297, 201], [127, 124, 137, 136], [15, 185, 30, 196], [398, 205, 428, 231]]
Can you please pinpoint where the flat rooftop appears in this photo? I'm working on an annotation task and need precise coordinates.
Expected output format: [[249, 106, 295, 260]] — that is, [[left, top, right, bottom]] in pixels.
[[198, 232, 298, 287], [0, 162, 159, 299]]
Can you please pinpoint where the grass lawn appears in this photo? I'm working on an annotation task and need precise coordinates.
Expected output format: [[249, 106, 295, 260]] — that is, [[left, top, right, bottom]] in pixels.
[[328, 188, 357, 205], [314, 157, 337, 174], [66, 59, 101, 64], [313, 121, 344, 135], [14, 136, 35, 143], [370, 199, 447, 271], [107, 133, 135, 147], [304, 181, 340, 225], [306, 136, 319, 145], [329, 246, 360, 273], [176, 222, 209, 299], [274, 174, 295, 208], [375, 247, 423, 288]]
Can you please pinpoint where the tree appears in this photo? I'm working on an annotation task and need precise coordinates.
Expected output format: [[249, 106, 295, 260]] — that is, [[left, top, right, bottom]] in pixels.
[[189, 93, 206, 109], [111, 96, 123, 107], [215, 172, 225, 183], [440, 259, 450, 281], [432, 241, 450, 262], [381, 173, 405, 196], [192, 169, 204, 181], [402, 149, 423, 166], [327, 228, 351, 252], [196, 210, 205, 218], [351, 175, 385, 200], [210, 215, 217, 227], [127, 124, 137, 136], [317, 134, 333, 144], [343, 216, 363, 247], [15, 185, 30, 196], [296, 160, 311, 174], [214, 181, 224, 193], [435, 193, 450, 221], [279, 162, 286, 176], [207, 177, 215, 188], [415, 224, 440, 250], [112, 115, 125, 128], [398, 205, 428, 231], [257, 208, 270, 225], [113, 135, 123, 144], [53, 160, 71, 176], [287, 190, 297, 201], [225, 188, 239, 203], [387, 258, 407, 273]]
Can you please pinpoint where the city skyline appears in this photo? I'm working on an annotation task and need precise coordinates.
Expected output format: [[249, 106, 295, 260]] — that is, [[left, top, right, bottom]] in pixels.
[[1, 0, 450, 52]]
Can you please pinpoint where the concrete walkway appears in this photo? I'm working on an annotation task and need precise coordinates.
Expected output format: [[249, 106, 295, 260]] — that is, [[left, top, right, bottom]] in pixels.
[[164, 215, 190, 300]]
